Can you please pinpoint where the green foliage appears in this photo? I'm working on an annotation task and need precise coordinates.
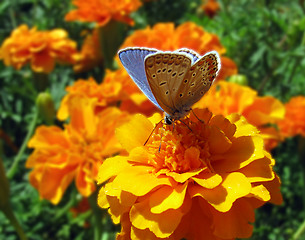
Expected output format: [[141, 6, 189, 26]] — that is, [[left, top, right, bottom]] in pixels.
[[0, 0, 304, 239]]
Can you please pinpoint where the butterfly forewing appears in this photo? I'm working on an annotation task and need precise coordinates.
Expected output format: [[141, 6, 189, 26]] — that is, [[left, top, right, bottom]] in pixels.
[[118, 47, 162, 110], [144, 53, 192, 116], [174, 52, 220, 111]]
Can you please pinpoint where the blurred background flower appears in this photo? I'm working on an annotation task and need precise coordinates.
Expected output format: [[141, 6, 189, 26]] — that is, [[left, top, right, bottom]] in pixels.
[[27, 97, 130, 204], [65, 0, 142, 26], [0, 25, 78, 73]]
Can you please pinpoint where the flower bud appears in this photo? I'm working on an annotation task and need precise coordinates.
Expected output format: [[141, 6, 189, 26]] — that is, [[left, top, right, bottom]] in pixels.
[[36, 92, 56, 125], [228, 74, 248, 86]]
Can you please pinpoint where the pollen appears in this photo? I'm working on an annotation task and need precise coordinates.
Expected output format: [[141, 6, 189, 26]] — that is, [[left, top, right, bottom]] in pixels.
[[146, 118, 213, 173]]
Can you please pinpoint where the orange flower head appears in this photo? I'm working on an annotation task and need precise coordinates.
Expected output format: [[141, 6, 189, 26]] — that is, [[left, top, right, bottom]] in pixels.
[[0, 25, 78, 73], [278, 96, 305, 138], [65, 0, 142, 26], [73, 28, 103, 72], [119, 22, 238, 80], [194, 81, 285, 150], [57, 71, 158, 121], [98, 109, 282, 239], [27, 97, 130, 204], [201, 0, 220, 18]]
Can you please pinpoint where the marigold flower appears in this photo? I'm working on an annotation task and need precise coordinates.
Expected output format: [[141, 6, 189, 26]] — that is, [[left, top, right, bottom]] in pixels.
[[73, 28, 103, 72], [278, 96, 305, 138], [0, 24, 77, 73], [27, 97, 130, 204], [119, 22, 237, 80], [194, 81, 285, 150], [65, 0, 142, 26], [98, 109, 282, 239], [57, 72, 158, 121], [201, 0, 220, 18]]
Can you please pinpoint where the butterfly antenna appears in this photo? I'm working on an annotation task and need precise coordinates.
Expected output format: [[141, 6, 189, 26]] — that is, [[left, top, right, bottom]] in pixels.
[[144, 119, 163, 146], [191, 109, 205, 124]]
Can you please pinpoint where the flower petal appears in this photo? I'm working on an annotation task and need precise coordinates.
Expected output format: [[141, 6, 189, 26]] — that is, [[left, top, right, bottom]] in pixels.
[[116, 114, 154, 152], [190, 172, 251, 212], [149, 183, 188, 214], [130, 199, 184, 238], [112, 165, 173, 196], [97, 156, 130, 184], [212, 198, 255, 239], [192, 172, 222, 189]]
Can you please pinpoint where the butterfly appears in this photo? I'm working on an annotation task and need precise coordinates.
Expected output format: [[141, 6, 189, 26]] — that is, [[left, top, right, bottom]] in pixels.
[[118, 47, 221, 125]]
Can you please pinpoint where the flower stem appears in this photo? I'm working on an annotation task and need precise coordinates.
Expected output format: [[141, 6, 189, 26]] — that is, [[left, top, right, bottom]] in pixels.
[[32, 72, 49, 92], [98, 20, 125, 70], [293, 218, 305, 240], [2, 206, 27, 240], [293, 137, 305, 239], [7, 107, 39, 179], [88, 190, 105, 240]]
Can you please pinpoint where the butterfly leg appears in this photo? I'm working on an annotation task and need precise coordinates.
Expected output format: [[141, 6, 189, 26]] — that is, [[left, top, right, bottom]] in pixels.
[[191, 108, 205, 124], [179, 119, 193, 132], [144, 119, 163, 146]]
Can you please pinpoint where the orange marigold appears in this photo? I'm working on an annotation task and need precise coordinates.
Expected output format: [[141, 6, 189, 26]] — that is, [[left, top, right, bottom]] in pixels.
[[73, 28, 103, 72], [27, 97, 130, 204], [65, 0, 142, 26], [194, 81, 285, 150], [278, 96, 305, 138], [201, 0, 220, 18], [98, 109, 282, 239], [119, 22, 237, 80], [0, 24, 77, 73], [57, 73, 158, 121]]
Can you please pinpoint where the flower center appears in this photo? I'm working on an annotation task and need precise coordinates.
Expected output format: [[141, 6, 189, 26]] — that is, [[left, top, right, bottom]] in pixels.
[[147, 118, 212, 173]]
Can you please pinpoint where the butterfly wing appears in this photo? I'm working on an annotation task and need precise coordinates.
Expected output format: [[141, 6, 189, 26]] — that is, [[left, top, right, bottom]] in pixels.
[[144, 52, 192, 116], [174, 51, 221, 111], [176, 48, 200, 63], [118, 47, 162, 110]]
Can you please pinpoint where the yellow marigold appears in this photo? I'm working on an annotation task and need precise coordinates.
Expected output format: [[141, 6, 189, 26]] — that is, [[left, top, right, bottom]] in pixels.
[[65, 0, 142, 26], [119, 22, 237, 80], [73, 28, 103, 72], [278, 96, 305, 138], [194, 81, 285, 150], [27, 97, 130, 204], [201, 0, 220, 18], [98, 109, 282, 240], [0, 24, 77, 73], [57, 72, 158, 121]]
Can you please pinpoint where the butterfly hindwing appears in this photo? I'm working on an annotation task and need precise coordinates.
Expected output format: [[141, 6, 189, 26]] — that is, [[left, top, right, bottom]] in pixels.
[[174, 51, 221, 111], [118, 47, 162, 110], [144, 52, 192, 116]]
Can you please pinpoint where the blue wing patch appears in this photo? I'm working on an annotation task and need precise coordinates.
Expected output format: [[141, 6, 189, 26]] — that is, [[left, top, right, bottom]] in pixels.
[[118, 47, 163, 110]]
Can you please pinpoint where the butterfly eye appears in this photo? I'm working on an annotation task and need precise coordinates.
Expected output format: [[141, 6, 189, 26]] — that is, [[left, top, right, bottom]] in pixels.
[[172, 72, 177, 77], [179, 72, 184, 76], [192, 73, 196, 77], [168, 69, 172, 73], [184, 79, 188, 83]]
